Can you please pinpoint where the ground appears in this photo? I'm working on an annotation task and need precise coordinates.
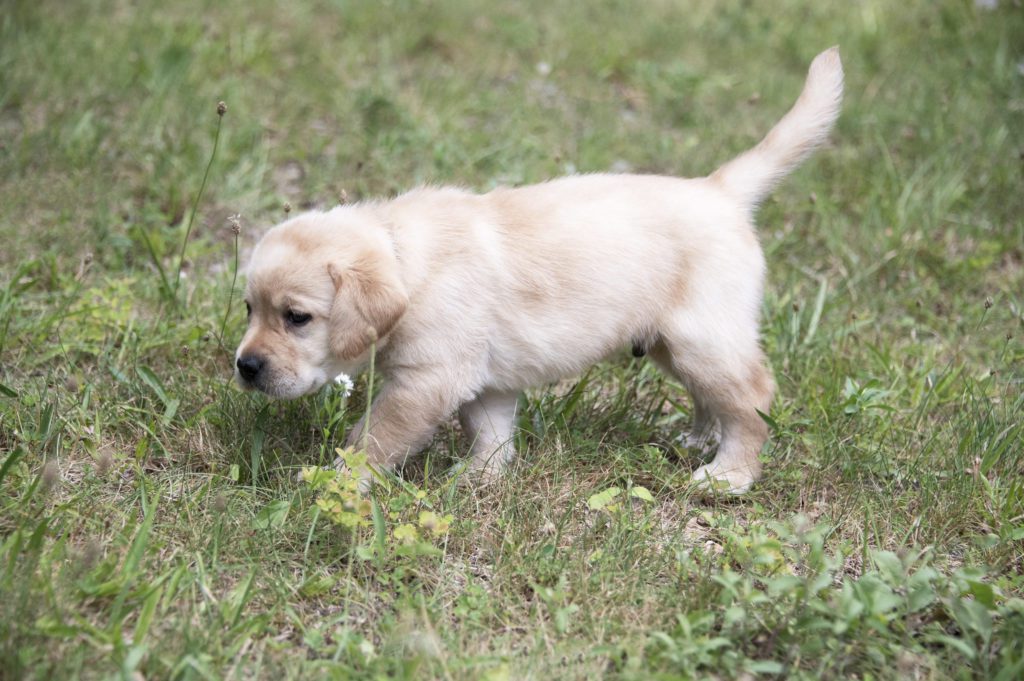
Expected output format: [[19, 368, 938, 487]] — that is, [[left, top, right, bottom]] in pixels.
[[1, 0, 1022, 679]]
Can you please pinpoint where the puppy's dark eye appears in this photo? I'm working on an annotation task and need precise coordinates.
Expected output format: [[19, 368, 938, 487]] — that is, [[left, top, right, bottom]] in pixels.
[[285, 310, 312, 327], [245, 301, 252, 318]]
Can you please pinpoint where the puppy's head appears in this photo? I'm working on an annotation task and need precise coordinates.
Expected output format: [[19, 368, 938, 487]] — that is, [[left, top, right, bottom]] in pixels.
[[234, 210, 407, 398]]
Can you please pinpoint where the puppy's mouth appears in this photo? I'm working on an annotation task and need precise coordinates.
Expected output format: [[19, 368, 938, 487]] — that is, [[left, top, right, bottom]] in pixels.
[[235, 371, 326, 400]]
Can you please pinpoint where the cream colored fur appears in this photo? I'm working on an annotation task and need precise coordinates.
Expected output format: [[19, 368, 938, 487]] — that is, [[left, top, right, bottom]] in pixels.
[[235, 48, 844, 494]]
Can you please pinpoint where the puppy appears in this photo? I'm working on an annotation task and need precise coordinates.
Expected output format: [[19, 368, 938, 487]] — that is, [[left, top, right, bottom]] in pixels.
[[236, 48, 843, 494]]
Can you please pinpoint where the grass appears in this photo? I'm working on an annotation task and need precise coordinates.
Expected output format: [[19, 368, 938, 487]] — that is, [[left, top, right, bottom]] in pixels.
[[1, 0, 1023, 678]]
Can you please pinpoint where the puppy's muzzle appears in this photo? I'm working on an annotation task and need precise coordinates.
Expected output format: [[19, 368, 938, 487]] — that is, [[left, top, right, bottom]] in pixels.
[[236, 354, 266, 385]]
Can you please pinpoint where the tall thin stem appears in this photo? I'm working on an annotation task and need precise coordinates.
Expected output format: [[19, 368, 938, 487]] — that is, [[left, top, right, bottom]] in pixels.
[[172, 107, 224, 306], [361, 341, 376, 453], [218, 225, 240, 349]]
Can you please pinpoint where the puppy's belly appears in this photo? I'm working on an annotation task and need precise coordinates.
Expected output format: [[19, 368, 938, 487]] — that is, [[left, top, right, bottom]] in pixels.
[[482, 318, 644, 391]]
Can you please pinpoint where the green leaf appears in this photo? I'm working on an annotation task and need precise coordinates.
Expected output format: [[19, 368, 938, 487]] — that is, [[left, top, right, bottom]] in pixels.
[[355, 545, 377, 561], [872, 550, 905, 582], [756, 408, 779, 432], [395, 542, 443, 558], [253, 499, 289, 530], [587, 487, 621, 511], [109, 490, 157, 636], [0, 448, 25, 486], [372, 497, 387, 558], [250, 429, 266, 484], [222, 569, 256, 628], [557, 371, 592, 421], [122, 645, 147, 675], [554, 604, 579, 634], [162, 398, 180, 425], [36, 402, 54, 440], [929, 634, 976, 660], [802, 276, 828, 345], [723, 605, 746, 627], [746, 660, 785, 674], [965, 579, 998, 609], [133, 584, 163, 647], [993, 658, 1024, 681], [299, 574, 337, 597], [951, 597, 993, 641], [0, 382, 16, 398], [136, 366, 169, 406], [481, 665, 511, 681], [907, 585, 937, 612], [629, 486, 654, 503]]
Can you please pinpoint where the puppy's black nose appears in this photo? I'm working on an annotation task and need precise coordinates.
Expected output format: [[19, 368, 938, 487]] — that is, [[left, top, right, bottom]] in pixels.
[[236, 355, 265, 383]]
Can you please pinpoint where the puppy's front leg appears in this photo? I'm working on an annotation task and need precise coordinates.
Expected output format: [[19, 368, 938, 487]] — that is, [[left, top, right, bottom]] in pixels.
[[458, 389, 519, 483], [340, 375, 462, 487]]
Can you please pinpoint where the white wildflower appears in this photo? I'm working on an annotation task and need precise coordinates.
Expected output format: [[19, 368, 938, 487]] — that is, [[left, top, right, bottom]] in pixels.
[[334, 372, 354, 397]]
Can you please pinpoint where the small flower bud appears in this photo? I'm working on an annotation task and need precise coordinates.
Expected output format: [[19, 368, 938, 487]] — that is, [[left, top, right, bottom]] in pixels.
[[283, 202, 292, 215], [80, 539, 103, 570], [228, 213, 242, 236], [41, 460, 60, 492], [217, 101, 227, 116], [95, 449, 114, 476], [365, 326, 378, 343]]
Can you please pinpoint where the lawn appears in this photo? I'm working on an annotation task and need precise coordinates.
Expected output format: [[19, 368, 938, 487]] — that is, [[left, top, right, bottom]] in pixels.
[[1, 0, 1022, 679]]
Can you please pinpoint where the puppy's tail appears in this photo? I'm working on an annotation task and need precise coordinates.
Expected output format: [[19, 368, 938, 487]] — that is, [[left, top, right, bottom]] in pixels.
[[710, 47, 843, 210]]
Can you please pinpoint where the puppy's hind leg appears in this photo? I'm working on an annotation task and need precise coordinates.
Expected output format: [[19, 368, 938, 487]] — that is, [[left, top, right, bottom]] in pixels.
[[680, 397, 722, 452], [654, 321, 774, 494], [649, 347, 720, 452], [457, 389, 519, 484]]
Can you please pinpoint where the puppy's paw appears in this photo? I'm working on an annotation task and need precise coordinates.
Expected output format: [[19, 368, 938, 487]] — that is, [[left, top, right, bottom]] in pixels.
[[691, 462, 756, 495]]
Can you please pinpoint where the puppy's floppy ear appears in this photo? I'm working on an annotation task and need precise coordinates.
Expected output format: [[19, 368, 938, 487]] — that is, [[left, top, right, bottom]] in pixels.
[[328, 253, 408, 360]]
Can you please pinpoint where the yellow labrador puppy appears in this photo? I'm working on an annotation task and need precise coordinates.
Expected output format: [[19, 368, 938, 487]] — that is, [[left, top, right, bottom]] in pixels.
[[236, 48, 843, 494]]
